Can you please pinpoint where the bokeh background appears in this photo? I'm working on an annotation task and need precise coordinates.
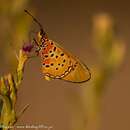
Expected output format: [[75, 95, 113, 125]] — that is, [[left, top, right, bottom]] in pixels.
[[0, 0, 130, 130]]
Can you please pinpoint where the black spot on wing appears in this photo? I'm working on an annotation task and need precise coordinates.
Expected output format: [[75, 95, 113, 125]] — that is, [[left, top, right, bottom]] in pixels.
[[61, 53, 64, 56], [51, 63, 54, 66], [45, 65, 50, 67], [51, 54, 54, 57], [53, 47, 56, 51], [45, 55, 48, 58], [56, 55, 58, 58]]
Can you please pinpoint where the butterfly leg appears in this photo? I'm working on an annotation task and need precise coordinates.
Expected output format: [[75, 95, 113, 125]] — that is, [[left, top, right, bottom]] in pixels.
[[32, 38, 41, 56]]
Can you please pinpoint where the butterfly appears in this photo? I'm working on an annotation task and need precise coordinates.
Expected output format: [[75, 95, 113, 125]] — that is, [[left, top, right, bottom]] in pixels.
[[24, 10, 91, 83]]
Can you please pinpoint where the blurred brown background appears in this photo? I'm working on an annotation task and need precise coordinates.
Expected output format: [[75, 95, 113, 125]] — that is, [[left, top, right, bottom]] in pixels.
[[0, 0, 130, 130]]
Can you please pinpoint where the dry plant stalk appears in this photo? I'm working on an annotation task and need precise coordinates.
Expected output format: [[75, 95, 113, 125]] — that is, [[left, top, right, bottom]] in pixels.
[[70, 14, 125, 130], [82, 14, 125, 130], [0, 1, 31, 129], [0, 49, 29, 130]]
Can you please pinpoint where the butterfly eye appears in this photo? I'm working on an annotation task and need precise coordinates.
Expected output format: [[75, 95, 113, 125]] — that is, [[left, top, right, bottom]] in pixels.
[[40, 29, 43, 35], [40, 29, 46, 38]]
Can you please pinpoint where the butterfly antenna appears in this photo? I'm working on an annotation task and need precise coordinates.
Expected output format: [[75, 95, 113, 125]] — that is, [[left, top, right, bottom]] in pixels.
[[24, 9, 42, 28], [24, 9, 46, 35]]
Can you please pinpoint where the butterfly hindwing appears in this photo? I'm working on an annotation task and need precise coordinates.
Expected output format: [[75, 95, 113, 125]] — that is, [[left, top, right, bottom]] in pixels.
[[39, 40, 91, 83], [62, 59, 91, 83]]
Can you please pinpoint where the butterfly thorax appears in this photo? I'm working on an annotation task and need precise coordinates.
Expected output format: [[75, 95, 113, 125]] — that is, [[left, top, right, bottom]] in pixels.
[[39, 39, 53, 57]]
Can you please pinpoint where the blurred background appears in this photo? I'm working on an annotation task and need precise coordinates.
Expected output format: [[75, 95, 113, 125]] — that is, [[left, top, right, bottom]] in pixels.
[[0, 0, 130, 130]]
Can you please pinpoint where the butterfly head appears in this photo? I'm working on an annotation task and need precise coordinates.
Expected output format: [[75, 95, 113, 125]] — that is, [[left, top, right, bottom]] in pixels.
[[37, 28, 48, 46]]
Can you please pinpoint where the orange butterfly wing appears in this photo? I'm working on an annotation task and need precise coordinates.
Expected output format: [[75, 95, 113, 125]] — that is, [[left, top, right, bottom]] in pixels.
[[39, 40, 91, 83]]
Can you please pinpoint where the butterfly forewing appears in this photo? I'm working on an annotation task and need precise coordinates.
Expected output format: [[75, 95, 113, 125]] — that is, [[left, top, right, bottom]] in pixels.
[[39, 40, 91, 83]]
